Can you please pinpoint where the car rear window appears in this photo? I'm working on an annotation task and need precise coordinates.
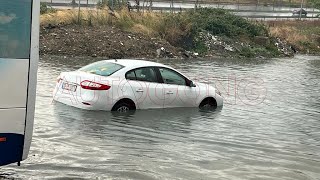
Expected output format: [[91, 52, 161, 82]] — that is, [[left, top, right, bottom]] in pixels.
[[78, 61, 124, 76]]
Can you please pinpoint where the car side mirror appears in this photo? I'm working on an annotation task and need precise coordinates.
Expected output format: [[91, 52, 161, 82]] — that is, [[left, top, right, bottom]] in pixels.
[[189, 81, 196, 87]]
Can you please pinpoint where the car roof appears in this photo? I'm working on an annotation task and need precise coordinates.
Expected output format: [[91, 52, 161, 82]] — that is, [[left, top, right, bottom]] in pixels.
[[294, 8, 307, 13], [104, 59, 169, 69], [88, 59, 190, 79]]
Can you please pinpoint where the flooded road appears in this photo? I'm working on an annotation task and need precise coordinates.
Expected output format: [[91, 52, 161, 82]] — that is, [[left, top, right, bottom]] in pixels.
[[1, 55, 320, 179]]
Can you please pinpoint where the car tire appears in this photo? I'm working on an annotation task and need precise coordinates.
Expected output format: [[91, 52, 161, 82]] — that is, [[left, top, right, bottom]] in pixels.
[[199, 98, 217, 110], [112, 102, 132, 112]]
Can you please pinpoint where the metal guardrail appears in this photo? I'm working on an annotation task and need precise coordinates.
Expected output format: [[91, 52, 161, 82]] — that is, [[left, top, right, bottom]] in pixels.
[[144, 0, 314, 7], [48, 2, 96, 7], [44, 1, 320, 20], [127, 6, 319, 18], [43, 0, 318, 9], [241, 15, 319, 19]]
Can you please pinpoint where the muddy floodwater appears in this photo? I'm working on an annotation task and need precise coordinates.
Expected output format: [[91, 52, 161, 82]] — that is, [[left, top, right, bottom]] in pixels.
[[1, 55, 320, 179]]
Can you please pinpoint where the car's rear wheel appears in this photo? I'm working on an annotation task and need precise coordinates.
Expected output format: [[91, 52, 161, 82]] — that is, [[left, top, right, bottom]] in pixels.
[[113, 103, 131, 112], [112, 99, 136, 112]]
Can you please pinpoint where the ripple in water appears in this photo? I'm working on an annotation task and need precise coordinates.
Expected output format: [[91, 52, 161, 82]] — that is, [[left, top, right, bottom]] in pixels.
[[1, 55, 320, 180]]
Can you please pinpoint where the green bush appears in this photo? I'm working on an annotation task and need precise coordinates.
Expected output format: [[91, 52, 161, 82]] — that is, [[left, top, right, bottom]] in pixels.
[[240, 47, 255, 58], [159, 8, 268, 53], [40, 2, 56, 14], [40, 2, 48, 14], [309, 0, 320, 9], [97, 0, 128, 9], [239, 46, 277, 58], [194, 41, 208, 55], [188, 8, 268, 38], [157, 13, 193, 48]]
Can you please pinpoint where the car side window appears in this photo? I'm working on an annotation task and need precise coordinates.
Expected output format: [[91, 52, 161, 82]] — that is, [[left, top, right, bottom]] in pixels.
[[159, 68, 186, 86], [126, 70, 136, 80], [126, 67, 158, 83]]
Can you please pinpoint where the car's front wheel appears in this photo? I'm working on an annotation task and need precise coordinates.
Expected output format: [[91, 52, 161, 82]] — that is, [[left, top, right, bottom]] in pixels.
[[199, 97, 217, 110]]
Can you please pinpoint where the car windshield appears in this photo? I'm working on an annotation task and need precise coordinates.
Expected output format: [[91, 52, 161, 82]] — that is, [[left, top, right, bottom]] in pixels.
[[78, 61, 124, 76]]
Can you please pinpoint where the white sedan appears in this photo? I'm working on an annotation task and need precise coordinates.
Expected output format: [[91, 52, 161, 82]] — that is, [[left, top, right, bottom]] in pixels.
[[53, 59, 223, 112]]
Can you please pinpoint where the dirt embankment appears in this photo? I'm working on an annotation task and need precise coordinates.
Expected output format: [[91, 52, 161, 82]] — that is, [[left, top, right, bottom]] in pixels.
[[40, 25, 183, 59], [40, 24, 296, 59], [40, 9, 302, 59]]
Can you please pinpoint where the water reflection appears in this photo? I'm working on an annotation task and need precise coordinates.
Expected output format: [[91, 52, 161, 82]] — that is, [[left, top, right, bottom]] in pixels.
[[53, 102, 222, 140]]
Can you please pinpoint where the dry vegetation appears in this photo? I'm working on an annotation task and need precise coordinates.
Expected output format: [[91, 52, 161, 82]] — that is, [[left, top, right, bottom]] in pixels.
[[40, 9, 186, 58], [41, 9, 164, 36], [267, 20, 320, 54], [40, 8, 319, 58]]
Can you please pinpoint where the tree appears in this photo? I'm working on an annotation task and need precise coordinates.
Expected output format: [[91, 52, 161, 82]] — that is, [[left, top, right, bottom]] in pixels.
[[309, 0, 320, 9]]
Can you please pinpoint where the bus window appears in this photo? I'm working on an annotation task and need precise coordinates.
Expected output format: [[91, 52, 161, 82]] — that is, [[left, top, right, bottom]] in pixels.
[[0, 0, 32, 59]]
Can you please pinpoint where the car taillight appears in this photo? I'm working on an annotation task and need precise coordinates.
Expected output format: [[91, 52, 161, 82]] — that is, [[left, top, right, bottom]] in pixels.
[[80, 80, 111, 90], [57, 76, 62, 83], [0, 137, 6, 142]]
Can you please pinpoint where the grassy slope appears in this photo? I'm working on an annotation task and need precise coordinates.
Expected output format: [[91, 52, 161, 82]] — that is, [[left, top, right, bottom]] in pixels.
[[41, 8, 319, 58]]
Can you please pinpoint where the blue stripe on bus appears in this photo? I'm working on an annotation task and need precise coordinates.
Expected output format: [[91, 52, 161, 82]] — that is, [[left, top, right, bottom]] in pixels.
[[0, 133, 24, 166]]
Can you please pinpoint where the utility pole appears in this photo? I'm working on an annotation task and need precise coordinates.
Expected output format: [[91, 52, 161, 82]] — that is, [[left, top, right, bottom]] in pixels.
[[195, 0, 199, 9], [273, 0, 275, 11], [171, 0, 174, 13], [299, 0, 304, 20], [78, 0, 81, 24], [237, 0, 239, 10]]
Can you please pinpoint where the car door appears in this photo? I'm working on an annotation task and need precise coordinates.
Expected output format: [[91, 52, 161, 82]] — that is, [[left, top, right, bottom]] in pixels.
[[125, 67, 165, 109], [157, 67, 198, 108]]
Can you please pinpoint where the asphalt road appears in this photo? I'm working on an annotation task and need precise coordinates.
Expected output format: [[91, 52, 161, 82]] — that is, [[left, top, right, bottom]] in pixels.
[[42, 0, 320, 19]]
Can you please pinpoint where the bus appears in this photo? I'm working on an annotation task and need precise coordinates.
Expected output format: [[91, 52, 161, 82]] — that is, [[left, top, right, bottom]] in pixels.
[[0, 0, 39, 166]]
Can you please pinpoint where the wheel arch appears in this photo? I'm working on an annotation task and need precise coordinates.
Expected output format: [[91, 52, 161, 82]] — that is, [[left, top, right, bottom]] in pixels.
[[199, 96, 217, 108], [111, 98, 136, 111]]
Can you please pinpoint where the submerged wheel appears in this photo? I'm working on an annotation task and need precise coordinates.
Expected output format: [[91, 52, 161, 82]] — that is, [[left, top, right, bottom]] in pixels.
[[111, 99, 136, 112], [113, 102, 131, 112], [199, 97, 217, 110]]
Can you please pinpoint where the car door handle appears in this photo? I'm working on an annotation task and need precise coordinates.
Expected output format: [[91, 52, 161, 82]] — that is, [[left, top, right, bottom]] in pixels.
[[136, 89, 144, 93], [166, 91, 173, 94]]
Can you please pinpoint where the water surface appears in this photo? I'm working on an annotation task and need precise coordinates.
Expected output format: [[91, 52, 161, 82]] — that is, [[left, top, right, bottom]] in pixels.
[[1, 55, 320, 179]]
